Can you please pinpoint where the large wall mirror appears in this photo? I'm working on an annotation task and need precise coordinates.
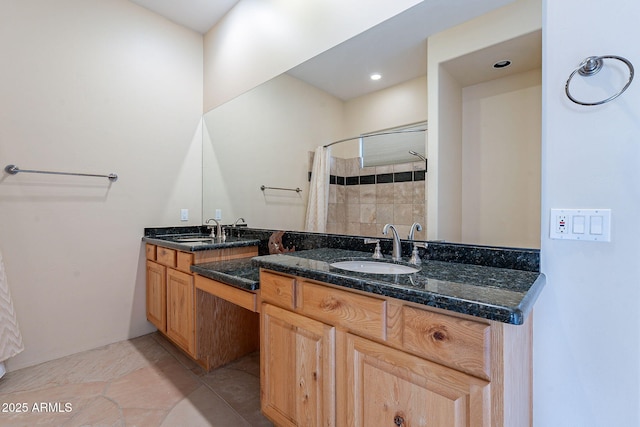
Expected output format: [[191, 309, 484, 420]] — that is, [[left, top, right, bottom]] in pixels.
[[203, 0, 541, 249]]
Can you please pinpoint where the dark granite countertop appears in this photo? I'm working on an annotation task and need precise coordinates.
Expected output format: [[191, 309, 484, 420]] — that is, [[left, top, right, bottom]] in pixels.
[[143, 226, 543, 325], [142, 234, 260, 252], [252, 248, 545, 325], [191, 258, 260, 291]]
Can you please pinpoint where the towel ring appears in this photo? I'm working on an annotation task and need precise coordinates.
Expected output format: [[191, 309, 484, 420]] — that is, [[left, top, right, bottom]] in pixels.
[[565, 55, 634, 106]]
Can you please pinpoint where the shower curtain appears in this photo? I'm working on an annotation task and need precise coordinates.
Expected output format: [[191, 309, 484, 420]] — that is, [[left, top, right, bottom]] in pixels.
[[305, 146, 331, 232], [0, 250, 24, 377]]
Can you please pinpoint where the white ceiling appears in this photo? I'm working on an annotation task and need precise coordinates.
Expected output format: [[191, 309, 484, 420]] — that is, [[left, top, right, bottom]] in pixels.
[[129, 0, 240, 34], [128, 0, 540, 101], [286, 0, 535, 100], [441, 30, 542, 87]]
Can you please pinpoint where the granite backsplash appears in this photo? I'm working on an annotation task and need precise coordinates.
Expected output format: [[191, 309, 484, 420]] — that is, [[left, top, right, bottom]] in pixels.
[[144, 226, 539, 273]]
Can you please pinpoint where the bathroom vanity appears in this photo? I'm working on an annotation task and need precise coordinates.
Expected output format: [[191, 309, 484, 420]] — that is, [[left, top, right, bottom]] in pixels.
[[143, 229, 261, 370], [143, 227, 544, 426], [253, 248, 542, 427]]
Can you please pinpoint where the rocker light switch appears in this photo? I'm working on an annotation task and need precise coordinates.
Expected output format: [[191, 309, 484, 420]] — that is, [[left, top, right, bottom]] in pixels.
[[572, 215, 585, 234], [590, 216, 603, 235]]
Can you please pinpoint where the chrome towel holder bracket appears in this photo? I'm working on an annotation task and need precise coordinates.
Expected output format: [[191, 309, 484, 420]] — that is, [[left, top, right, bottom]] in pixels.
[[565, 55, 634, 106]]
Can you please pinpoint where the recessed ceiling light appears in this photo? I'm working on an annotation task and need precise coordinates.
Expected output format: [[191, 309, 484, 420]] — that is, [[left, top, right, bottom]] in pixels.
[[370, 73, 382, 81], [493, 60, 512, 69]]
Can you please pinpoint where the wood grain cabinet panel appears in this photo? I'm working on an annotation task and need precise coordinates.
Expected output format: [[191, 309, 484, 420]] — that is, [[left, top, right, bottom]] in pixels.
[[261, 303, 336, 427], [195, 275, 257, 312], [344, 333, 490, 427], [146, 243, 260, 370], [298, 280, 387, 341], [259, 268, 533, 427], [145, 244, 156, 261], [156, 246, 176, 268], [145, 260, 166, 332], [166, 268, 195, 357], [402, 305, 491, 379], [260, 271, 297, 310], [177, 251, 194, 273]]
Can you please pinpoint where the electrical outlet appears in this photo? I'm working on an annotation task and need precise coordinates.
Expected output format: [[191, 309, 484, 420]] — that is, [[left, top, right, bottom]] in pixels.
[[215, 209, 222, 220], [550, 209, 611, 241], [180, 209, 188, 221], [556, 214, 567, 233]]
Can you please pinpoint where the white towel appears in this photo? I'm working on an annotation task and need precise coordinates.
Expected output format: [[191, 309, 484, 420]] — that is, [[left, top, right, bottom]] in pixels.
[[0, 251, 24, 369], [305, 146, 331, 233]]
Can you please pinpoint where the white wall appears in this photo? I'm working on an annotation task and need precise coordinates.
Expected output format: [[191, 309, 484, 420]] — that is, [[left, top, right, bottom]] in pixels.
[[335, 76, 428, 159], [462, 69, 541, 248], [537, 0, 640, 425], [202, 74, 345, 230], [0, 0, 203, 370], [202, 0, 422, 112], [428, 0, 541, 242]]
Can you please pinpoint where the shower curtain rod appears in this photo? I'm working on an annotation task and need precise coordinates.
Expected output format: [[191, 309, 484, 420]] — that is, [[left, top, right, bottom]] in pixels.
[[323, 128, 426, 148]]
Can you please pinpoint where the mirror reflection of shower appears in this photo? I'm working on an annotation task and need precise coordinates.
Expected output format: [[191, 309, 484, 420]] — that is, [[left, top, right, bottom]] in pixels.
[[408, 150, 426, 161]]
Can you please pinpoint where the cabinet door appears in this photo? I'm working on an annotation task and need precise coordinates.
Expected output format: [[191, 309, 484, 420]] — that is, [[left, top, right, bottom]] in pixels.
[[166, 268, 195, 356], [344, 333, 490, 427], [261, 303, 336, 427], [146, 260, 166, 332]]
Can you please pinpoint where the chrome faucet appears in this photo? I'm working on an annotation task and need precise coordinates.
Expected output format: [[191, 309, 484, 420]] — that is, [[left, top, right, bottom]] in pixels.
[[408, 222, 422, 240], [382, 224, 402, 261], [232, 217, 246, 227], [205, 218, 222, 239], [408, 222, 423, 265]]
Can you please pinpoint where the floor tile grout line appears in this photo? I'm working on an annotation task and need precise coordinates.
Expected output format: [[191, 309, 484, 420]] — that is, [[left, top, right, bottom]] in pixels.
[[0, 333, 267, 426], [148, 332, 257, 426]]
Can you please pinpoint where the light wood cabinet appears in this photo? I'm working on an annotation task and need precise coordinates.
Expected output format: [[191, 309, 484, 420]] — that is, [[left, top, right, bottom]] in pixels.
[[145, 260, 166, 332], [166, 268, 195, 356], [194, 275, 260, 370], [145, 242, 259, 369], [146, 243, 196, 357], [259, 269, 532, 427], [261, 303, 336, 427], [344, 333, 489, 427]]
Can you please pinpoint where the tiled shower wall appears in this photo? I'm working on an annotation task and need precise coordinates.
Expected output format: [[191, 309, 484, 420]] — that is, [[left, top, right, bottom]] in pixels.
[[324, 157, 427, 239]]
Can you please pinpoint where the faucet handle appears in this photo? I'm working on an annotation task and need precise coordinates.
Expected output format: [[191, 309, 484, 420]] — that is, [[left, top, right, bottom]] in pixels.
[[364, 238, 383, 259], [409, 245, 422, 265]]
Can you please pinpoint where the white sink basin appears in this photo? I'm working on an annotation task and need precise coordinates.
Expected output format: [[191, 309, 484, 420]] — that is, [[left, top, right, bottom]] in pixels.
[[330, 260, 420, 275]]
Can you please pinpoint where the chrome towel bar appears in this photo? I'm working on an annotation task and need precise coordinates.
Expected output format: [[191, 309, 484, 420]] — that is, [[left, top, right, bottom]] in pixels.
[[260, 185, 301, 193], [4, 164, 118, 182]]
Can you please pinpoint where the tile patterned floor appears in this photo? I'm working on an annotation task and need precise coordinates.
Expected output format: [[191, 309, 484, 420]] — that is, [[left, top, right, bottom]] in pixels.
[[0, 333, 273, 427]]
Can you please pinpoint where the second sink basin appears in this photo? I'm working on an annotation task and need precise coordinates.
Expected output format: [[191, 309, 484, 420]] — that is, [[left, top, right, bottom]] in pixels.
[[174, 237, 214, 242], [330, 260, 420, 275]]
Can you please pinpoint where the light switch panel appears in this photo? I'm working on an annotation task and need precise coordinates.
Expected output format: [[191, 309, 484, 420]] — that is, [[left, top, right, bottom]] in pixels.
[[550, 209, 611, 241]]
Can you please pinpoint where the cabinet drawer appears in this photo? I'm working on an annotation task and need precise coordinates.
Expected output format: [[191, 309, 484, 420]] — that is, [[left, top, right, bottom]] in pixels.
[[156, 247, 176, 268], [298, 280, 387, 341], [259, 271, 296, 310], [195, 275, 257, 312], [177, 251, 194, 273], [145, 244, 156, 261], [402, 306, 490, 379]]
